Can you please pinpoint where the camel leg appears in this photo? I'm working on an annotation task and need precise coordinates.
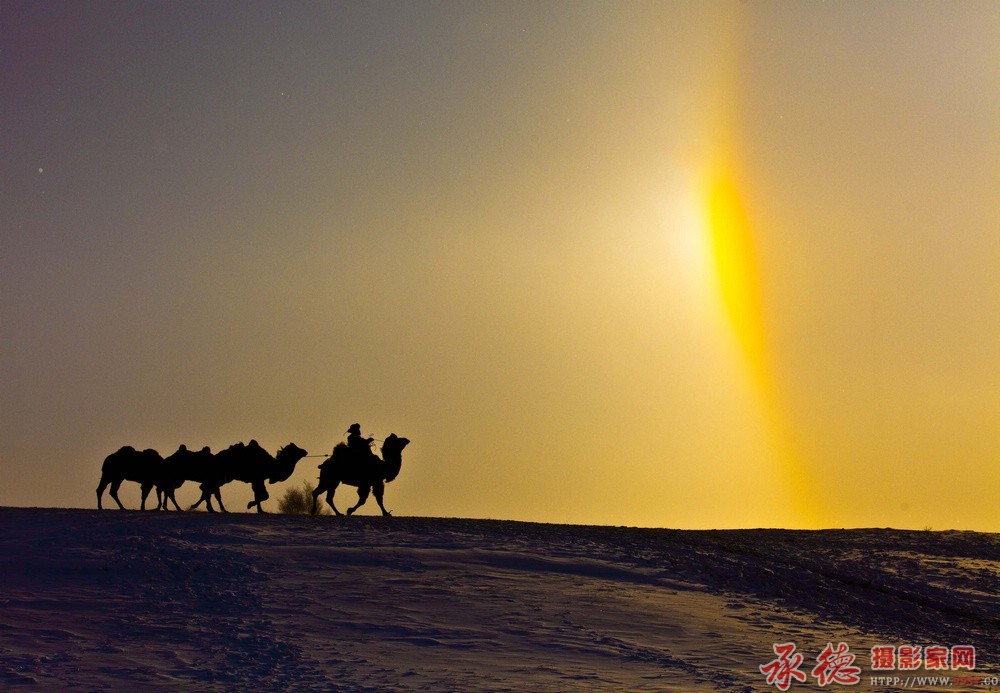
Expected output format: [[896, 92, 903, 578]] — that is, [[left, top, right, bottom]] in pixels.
[[326, 488, 342, 516], [346, 486, 370, 515], [109, 480, 126, 510], [247, 482, 268, 513], [140, 483, 154, 510], [310, 484, 325, 515], [373, 481, 391, 517], [191, 485, 215, 512], [96, 476, 111, 510], [165, 482, 184, 511], [316, 481, 341, 516], [214, 489, 227, 513]]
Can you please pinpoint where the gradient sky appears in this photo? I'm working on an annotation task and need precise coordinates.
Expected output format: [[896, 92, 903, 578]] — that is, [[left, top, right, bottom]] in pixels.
[[2, 1, 999, 529]]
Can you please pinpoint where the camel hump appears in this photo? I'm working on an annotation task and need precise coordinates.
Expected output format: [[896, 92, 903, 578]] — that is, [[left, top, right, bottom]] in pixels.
[[318, 442, 349, 468]]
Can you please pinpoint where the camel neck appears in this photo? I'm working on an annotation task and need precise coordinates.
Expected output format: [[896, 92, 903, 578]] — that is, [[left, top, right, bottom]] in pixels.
[[381, 448, 402, 482]]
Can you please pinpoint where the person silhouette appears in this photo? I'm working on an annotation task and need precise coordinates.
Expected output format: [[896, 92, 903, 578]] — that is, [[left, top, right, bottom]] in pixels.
[[346, 423, 374, 454]]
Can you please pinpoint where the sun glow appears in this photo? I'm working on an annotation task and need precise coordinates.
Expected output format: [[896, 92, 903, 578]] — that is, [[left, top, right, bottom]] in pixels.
[[662, 174, 714, 292], [699, 159, 821, 526], [705, 169, 767, 391]]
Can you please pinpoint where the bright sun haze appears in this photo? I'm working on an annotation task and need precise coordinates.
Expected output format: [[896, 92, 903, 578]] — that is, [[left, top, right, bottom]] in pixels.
[[2, 2, 999, 529]]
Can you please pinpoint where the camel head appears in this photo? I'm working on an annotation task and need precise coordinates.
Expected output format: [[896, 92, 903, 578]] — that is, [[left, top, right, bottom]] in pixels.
[[382, 434, 410, 453], [276, 443, 308, 464], [381, 434, 409, 483], [141, 449, 164, 463], [268, 443, 309, 484]]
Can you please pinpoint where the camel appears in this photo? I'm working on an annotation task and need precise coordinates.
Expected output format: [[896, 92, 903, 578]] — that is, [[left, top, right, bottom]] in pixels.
[[311, 433, 410, 516], [159, 444, 216, 511], [187, 442, 252, 512], [96, 446, 165, 510], [190, 441, 308, 513]]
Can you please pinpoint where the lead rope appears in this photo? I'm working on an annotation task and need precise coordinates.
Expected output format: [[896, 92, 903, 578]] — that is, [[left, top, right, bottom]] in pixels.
[[305, 437, 385, 458]]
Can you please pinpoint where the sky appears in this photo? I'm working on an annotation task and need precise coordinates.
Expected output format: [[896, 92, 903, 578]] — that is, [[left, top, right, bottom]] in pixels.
[[2, 1, 999, 529]]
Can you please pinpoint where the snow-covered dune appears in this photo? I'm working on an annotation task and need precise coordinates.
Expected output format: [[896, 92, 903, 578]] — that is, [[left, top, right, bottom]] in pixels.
[[1, 508, 997, 690]]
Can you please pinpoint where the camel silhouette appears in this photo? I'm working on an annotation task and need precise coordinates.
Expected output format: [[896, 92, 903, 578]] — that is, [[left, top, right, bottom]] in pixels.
[[190, 441, 308, 513], [311, 433, 410, 516], [159, 444, 216, 511], [96, 446, 165, 510]]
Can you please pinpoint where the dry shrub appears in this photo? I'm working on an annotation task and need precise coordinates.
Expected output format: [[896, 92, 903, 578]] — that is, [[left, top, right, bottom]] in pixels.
[[278, 480, 330, 515]]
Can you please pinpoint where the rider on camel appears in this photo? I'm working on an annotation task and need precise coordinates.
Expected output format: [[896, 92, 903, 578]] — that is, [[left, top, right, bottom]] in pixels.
[[346, 423, 375, 456]]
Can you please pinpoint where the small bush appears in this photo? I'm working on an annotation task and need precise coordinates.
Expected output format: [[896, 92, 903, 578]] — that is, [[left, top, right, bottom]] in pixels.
[[278, 480, 329, 515]]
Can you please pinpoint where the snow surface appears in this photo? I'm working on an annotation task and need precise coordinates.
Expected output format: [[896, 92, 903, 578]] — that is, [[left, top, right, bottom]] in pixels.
[[1, 508, 998, 691]]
